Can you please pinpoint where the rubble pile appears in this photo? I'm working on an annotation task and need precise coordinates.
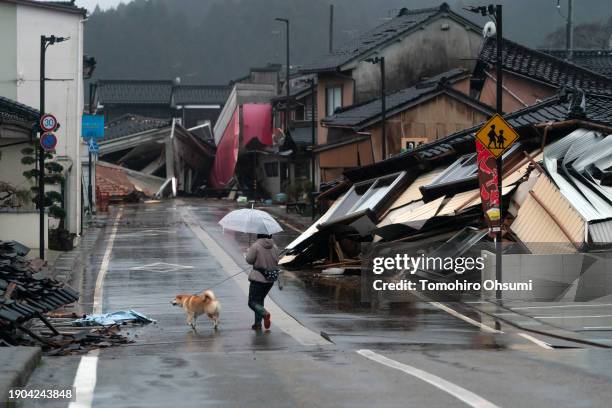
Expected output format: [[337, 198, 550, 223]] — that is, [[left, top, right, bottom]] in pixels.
[[0, 240, 79, 345], [24, 313, 135, 356]]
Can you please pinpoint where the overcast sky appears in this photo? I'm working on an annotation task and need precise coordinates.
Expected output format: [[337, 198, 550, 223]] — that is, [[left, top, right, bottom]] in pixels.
[[75, 0, 132, 12]]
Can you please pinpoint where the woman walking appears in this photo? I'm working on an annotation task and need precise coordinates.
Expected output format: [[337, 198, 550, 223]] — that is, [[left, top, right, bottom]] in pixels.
[[245, 234, 281, 330]]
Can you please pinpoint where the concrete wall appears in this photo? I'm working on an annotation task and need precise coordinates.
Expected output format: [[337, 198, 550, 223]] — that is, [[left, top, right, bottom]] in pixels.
[[350, 16, 483, 102], [0, 2, 17, 99], [13, 4, 84, 234], [0, 210, 48, 249]]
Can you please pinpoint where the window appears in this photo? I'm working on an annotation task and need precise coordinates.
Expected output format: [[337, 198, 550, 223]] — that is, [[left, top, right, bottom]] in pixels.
[[401, 137, 428, 152], [326, 86, 342, 117], [264, 162, 279, 177], [328, 171, 407, 221]]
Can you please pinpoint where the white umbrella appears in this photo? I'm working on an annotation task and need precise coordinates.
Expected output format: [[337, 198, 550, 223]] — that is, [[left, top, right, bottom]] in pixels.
[[219, 208, 283, 235]]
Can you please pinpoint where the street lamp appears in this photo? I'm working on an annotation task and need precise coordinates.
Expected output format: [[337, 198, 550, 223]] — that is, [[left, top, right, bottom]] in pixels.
[[306, 78, 316, 220], [275, 17, 290, 132], [39, 34, 69, 259], [366, 56, 386, 160], [466, 4, 503, 301]]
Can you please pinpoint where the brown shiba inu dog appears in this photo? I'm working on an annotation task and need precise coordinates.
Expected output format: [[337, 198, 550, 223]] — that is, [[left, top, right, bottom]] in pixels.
[[171, 290, 220, 330]]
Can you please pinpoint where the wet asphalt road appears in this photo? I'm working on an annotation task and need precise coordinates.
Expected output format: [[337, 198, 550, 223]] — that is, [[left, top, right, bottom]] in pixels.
[[23, 199, 612, 407]]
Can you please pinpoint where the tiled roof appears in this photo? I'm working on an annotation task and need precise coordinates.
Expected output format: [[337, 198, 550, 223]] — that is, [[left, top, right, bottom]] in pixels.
[[322, 69, 490, 129], [344, 91, 612, 182], [479, 38, 612, 94], [97, 80, 174, 105], [172, 85, 231, 105], [103, 114, 170, 141], [301, 3, 479, 73], [539, 49, 612, 77], [96, 163, 136, 198], [0, 96, 39, 125]]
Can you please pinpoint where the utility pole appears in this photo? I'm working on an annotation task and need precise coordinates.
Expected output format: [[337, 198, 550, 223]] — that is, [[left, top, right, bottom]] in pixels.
[[380, 56, 386, 161], [39, 35, 46, 260], [329, 4, 334, 53], [275, 18, 290, 132], [466, 4, 503, 301], [38, 35, 68, 260], [310, 78, 316, 220], [495, 4, 503, 301], [566, 0, 573, 60], [88, 83, 94, 213], [366, 56, 386, 160]]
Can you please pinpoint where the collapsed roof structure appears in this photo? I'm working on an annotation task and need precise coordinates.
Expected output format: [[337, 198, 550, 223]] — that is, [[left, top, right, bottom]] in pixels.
[[97, 115, 215, 198], [282, 90, 612, 269]]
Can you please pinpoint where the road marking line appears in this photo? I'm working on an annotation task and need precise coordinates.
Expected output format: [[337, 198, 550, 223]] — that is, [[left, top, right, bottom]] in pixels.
[[582, 326, 612, 330], [182, 209, 330, 346], [534, 314, 612, 319], [513, 303, 612, 310], [69, 209, 123, 408], [93, 208, 123, 314], [278, 219, 303, 233], [357, 349, 500, 408], [68, 350, 99, 408], [428, 301, 502, 334], [518, 333, 554, 350]]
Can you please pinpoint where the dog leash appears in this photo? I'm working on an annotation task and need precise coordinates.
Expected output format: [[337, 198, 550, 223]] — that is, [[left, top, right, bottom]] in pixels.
[[198, 266, 285, 293], [199, 267, 250, 292]]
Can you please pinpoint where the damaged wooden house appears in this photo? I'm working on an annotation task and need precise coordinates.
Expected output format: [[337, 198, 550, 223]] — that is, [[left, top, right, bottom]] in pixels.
[[282, 90, 612, 300]]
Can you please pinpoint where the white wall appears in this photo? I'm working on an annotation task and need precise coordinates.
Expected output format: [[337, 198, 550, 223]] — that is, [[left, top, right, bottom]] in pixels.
[[14, 4, 85, 233], [0, 210, 48, 249]]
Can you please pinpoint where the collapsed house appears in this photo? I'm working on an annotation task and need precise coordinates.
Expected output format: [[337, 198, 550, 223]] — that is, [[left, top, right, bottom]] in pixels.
[[208, 83, 281, 196], [282, 90, 612, 300], [97, 114, 216, 199]]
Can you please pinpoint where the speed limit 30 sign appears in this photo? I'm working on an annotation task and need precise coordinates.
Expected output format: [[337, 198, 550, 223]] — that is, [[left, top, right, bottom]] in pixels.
[[40, 113, 58, 132]]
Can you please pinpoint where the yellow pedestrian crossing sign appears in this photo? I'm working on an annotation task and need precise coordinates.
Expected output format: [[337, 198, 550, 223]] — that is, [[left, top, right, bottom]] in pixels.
[[475, 114, 519, 158]]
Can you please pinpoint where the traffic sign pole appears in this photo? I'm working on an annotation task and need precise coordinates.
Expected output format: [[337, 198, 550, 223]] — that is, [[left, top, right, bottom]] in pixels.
[[495, 5, 503, 302]]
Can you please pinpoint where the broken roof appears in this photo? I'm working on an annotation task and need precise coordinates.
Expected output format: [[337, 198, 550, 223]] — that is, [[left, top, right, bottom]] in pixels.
[[103, 114, 171, 141], [344, 91, 612, 182], [322, 68, 491, 130], [96, 80, 174, 105], [172, 85, 232, 106], [301, 3, 480, 74], [539, 49, 612, 77], [479, 38, 612, 94], [0, 96, 39, 125]]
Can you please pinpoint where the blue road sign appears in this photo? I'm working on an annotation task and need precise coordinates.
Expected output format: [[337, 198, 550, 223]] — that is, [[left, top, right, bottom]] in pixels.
[[88, 138, 99, 154], [82, 114, 105, 140], [40, 132, 57, 151]]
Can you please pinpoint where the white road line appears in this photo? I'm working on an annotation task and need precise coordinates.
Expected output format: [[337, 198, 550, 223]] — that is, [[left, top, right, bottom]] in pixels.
[[69, 208, 123, 408], [68, 350, 99, 408], [181, 209, 330, 346], [428, 301, 502, 334], [534, 314, 612, 319], [513, 303, 612, 310], [357, 349, 500, 408], [93, 209, 124, 314], [518, 333, 554, 350], [582, 326, 612, 330], [278, 219, 303, 234]]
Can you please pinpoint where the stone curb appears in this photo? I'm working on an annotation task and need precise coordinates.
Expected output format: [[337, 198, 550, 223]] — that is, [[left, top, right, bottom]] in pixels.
[[0, 347, 42, 408]]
